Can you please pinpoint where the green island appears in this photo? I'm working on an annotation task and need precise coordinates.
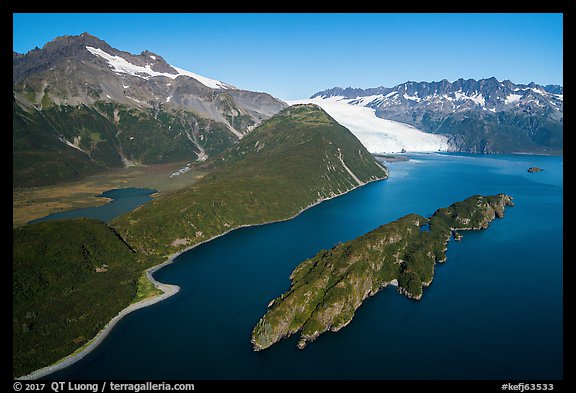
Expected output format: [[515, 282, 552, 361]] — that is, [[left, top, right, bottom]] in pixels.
[[251, 193, 514, 351], [13, 104, 388, 378]]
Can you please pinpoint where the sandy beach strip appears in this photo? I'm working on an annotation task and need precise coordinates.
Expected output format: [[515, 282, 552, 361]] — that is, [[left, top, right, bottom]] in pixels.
[[17, 258, 181, 380]]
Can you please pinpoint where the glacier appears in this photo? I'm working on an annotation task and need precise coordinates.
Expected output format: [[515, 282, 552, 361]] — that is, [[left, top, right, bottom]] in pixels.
[[288, 97, 449, 154]]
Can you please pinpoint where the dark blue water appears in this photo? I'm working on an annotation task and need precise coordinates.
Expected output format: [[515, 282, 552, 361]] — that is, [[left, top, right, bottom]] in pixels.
[[29, 187, 156, 224], [49, 153, 563, 379]]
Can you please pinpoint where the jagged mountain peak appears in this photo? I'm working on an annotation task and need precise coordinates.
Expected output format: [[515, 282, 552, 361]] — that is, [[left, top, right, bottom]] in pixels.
[[313, 77, 562, 113], [43, 32, 114, 55], [544, 84, 563, 95], [140, 49, 165, 61], [13, 33, 236, 91]]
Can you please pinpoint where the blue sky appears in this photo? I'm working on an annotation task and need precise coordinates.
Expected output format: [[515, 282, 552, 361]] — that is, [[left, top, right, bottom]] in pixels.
[[13, 13, 563, 100]]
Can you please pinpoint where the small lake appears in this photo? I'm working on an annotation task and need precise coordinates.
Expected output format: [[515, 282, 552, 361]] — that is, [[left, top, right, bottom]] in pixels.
[[28, 187, 156, 224], [48, 153, 563, 380]]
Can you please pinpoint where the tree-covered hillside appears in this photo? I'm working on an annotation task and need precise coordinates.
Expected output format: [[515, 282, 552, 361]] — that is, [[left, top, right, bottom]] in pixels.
[[12, 218, 156, 378], [113, 104, 388, 255]]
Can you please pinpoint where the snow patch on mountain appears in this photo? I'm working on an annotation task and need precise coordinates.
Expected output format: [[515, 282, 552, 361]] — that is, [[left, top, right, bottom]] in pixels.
[[403, 93, 421, 102], [349, 94, 385, 106], [288, 97, 449, 153], [170, 65, 235, 90], [530, 87, 547, 96], [453, 91, 485, 106], [86, 46, 176, 80], [505, 94, 522, 104], [86, 46, 234, 90], [468, 93, 485, 106]]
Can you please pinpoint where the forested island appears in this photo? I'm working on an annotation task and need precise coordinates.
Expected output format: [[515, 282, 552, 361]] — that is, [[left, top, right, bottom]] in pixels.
[[251, 194, 514, 351]]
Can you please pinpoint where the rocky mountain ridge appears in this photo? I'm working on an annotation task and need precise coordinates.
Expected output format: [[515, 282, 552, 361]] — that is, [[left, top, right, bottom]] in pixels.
[[312, 78, 562, 153]]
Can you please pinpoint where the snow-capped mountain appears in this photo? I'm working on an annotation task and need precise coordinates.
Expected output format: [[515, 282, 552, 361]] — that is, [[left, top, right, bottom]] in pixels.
[[288, 97, 449, 153], [13, 33, 287, 187], [13, 33, 286, 134], [311, 78, 563, 154]]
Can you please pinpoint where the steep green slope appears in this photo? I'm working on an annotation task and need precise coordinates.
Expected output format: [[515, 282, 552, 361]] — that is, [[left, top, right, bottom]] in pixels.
[[113, 104, 388, 255], [421, 111, 563, 154], [251, 194, 514, 351], [13, 103, 107, 187], [13, 101, 235, 188], [12, 218, 156, 378]]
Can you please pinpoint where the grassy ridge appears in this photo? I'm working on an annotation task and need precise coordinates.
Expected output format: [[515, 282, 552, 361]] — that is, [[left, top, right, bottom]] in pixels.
[[12, 218, 158, 378], [112, 104, 388, 255]]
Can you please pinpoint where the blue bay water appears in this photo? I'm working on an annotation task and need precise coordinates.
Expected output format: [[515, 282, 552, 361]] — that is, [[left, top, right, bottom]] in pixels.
[[29, 187, 156, 224], [48, 153, 563, 379]]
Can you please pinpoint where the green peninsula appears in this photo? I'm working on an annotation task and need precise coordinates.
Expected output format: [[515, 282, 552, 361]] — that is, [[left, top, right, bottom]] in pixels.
[[251, 194, 514, 351], [112, 104, 388, 255]]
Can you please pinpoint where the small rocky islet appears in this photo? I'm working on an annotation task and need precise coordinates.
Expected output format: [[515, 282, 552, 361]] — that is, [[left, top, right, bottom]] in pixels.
[[527, 167, 543, 173], [251, 194, 514, 351]]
